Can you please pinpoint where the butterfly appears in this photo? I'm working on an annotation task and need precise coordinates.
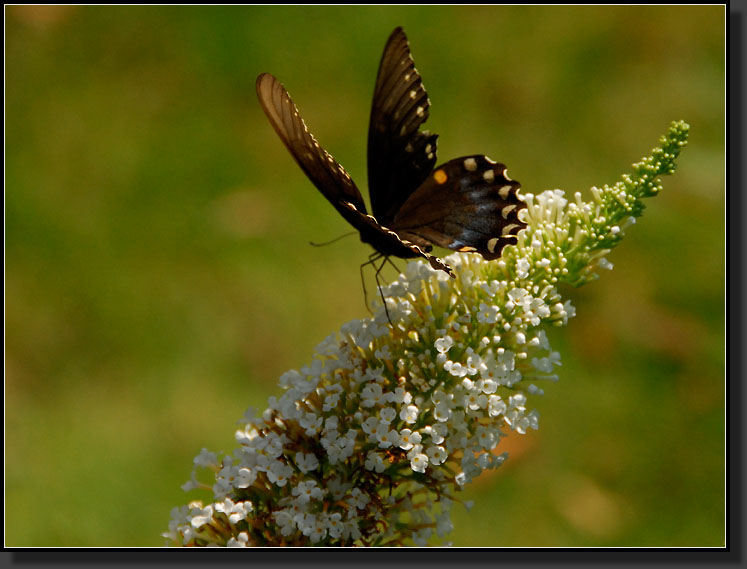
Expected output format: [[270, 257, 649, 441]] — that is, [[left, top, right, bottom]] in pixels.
[[256, 27, 526, 302]]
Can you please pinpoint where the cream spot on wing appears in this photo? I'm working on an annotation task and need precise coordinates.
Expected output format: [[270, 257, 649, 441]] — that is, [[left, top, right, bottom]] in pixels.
[[464, 158, 477, 171], [483, 169, 495, 182], [405, 143, 414, 153], [501, 224, 520, 236], [416, 106, 424, 116], [410, 90, 417, 99], [487, 237, 500, 253], [502, 168, 513, 181], [498, 185, 512, 199], [485, 156, 497, 164], [501, 204, 517, 219], [425, 144, 432, 154]]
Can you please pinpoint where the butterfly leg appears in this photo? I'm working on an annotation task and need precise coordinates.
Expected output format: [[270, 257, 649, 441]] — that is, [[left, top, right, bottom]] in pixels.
[[360, 252, 401, 325], [360, 252, 383, 316], [384, 256, 403, 277], [373, 255, 394, 325]]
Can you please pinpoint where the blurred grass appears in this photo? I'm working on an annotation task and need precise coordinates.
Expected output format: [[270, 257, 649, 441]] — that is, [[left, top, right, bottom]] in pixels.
[[5, 5, 725, 547]]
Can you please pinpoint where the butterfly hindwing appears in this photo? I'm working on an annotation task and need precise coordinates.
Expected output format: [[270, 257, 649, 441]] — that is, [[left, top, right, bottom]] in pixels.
[[367, 27, 439, 225], [389, 155, 526, 260], [256, 73, 369, 225]]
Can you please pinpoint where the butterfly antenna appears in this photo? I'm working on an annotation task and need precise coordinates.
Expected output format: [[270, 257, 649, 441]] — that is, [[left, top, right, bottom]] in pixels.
[[309, 231, 357, 247]]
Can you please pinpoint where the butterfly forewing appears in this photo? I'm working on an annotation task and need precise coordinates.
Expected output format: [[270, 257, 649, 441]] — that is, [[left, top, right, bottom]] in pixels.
[[256, 73, 368, 223], [367, 27, 439, 224], [390, 155, 526, 260]]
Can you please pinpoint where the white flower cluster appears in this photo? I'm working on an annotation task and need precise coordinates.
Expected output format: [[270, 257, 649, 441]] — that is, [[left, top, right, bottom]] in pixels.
[[164, 121, 689, 547], [164, 253, 567, 547]]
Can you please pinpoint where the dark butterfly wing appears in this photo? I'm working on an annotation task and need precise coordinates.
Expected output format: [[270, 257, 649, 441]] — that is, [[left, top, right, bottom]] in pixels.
[[256, 73, 369, 225], [256, 73, 454, 277], [337, 200, 454, 276], [389, 155, 526, 260], [368, 27, 439, 225]]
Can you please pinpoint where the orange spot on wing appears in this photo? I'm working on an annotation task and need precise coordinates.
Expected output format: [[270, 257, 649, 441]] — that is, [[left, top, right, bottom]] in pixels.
[[434, 169, 448, 184]]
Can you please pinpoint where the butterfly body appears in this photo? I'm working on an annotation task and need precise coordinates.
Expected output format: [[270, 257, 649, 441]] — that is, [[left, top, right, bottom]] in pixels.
[[256, 27, 526, 280]]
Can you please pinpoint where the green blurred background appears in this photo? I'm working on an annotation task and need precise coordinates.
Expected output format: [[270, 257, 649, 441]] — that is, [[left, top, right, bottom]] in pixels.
[[5, 5, 725, 547]]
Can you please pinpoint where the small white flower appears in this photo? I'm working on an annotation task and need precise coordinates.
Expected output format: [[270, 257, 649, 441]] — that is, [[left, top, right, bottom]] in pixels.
[[426, 445, 448, 465], [323, 392, 340, 412], [299, 412, 323, 436], [436, 511, 454, 538], [488, 395, 507, 418], [365, 451, 386, 472], [325, 442, 344, 465], [216, 498, 254, 524], [295, 452, 320, 474], [360, 382, 385, 407], [427, 423, 447, 445], [374, 344, 392, 360], [235, 467, 256, 488], [326, 512, 344, 539], [292, 480, 324, 504], [376, 428, 399, 449], [379, 406, 397, 423], [434, 335, 454, 354], [398, 428, 421, 450], [193, 448, 218, 468], [226, 532, 250, 547], [391, 386, 412, 404], [444, 360, 469, 377], [464, 390, 488, 411], [278, 369, 304, 389], [412, 527, 433, 546], [189, 504, 214, 529], [477, 302, 501, 324], [410, 453, 429, 473], [433, 401, 452, 422], [180, 475, 199, 493], [361, 416, 380, 435], [399, 404, 419, 424], [347, 487, 371, 510], [266, 460, 293, 487]]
